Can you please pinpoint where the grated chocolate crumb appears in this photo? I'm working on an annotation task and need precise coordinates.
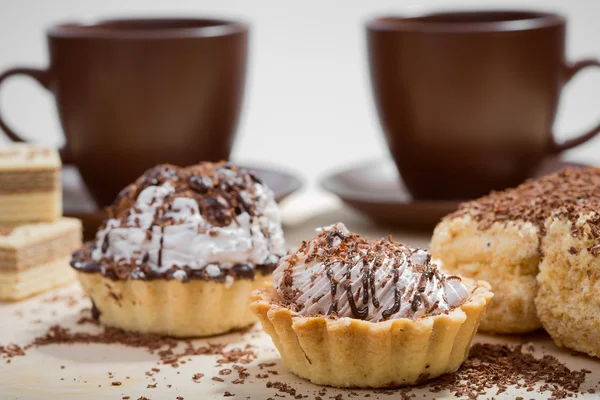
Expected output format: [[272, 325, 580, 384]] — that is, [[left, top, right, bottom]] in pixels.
[[192, 373, 204, 382], [448, 167, 600, 251], [424, 343, 587, 399]]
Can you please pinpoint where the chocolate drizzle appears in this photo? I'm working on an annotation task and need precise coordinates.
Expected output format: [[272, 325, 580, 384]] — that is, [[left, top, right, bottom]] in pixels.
[[107, 162, 264, 228], [158, 227, 164, 268], [325, 264, 338, 316], [101, 234, 110, 254], [327, 300, 339, 316], [70, 161, 285, 283], [382, 288, 402, 320], [411, 296, 422, 312], [369, 266, 380, 309], [346, 284, 368, 319], [326, 266, 337, 297], [188, 175, 213, 194], [277, 223, 467, 322], [326, 229, 346, 248], [361, 265, 370, 305], [448, 167, 600, 251]]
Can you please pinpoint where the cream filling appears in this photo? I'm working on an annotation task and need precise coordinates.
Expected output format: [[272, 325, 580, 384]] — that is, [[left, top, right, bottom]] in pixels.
[[90, 181, 285, 278], [274, 223, 468, 321]]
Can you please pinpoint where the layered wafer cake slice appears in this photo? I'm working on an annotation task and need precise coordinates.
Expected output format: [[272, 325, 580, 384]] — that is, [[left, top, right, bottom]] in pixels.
[[0, 144, 61, 223], [0, 218, 81, 301]]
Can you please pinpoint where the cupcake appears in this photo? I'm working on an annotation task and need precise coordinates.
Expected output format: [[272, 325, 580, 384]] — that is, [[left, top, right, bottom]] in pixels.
[[251, 223, 492, 388], [71, 162, 285, 337]]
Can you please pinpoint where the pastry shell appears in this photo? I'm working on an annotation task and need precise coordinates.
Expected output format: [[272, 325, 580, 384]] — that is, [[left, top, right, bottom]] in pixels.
[[250, 279, 493, 388], [77, 271, 271, 337]]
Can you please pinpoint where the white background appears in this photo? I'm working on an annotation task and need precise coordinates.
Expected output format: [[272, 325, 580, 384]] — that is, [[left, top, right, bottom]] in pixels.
[[1, 0, 599, 195]]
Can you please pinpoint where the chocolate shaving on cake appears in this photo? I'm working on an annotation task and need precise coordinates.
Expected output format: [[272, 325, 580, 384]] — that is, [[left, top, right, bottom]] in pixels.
[[449, 167, 600, 251], [277, 224, 467, 321], [71, 161, 283, 281], [111, 162, 261, 228]]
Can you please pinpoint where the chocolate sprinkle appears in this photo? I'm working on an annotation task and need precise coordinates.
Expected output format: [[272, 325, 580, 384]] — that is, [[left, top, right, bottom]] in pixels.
[[280, 227, 454, 320], [71, 161, 282, 281], [449, 167, 600, 251], [3, 315, 258, 370]]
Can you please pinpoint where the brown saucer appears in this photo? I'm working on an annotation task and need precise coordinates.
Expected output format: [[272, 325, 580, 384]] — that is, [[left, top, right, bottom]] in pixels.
[[63, 164, 302, 240], [320, 158, 590, 230]]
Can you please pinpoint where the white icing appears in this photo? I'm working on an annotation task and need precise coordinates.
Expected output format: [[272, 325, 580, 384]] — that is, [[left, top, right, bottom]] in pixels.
[[172, 270, 187, 281], [273, 223, 469, 322], [205, 264, 221, 278], [92, 180, 285, 274]]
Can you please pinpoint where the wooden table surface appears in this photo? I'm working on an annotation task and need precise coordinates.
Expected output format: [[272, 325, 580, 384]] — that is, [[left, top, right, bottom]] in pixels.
[[1, 200, 599, 400]]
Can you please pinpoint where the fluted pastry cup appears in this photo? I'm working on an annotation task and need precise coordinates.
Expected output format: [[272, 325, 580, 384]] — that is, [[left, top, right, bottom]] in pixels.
[[78, 272, 271, 337], [251, 279, 492, 388]]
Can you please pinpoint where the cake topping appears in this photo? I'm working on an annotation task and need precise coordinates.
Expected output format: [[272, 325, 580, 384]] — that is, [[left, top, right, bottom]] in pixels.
[[273, 223, 468, 321], [449, 167, 600, 237], [71, 162, 285, 281]]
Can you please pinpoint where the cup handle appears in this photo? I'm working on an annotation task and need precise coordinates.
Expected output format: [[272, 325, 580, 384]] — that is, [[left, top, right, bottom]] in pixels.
[[551, 59, 600, 153], [0, 66, 73, 163]]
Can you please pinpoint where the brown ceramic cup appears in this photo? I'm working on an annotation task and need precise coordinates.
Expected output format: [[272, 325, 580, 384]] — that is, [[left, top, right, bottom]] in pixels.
[[367, 11, 600, 200], [0, 18, 248, 206]]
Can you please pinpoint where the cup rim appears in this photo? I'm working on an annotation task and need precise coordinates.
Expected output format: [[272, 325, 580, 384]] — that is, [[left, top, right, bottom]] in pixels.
[[47, 17, 248, 39], [366, 10, 565, 33]]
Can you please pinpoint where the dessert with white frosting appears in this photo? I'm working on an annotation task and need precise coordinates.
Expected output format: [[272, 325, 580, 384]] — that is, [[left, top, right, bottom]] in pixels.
[[251, 223, 493, 388], [71, 162, 286, 337], [274, 223, 468, 321]]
